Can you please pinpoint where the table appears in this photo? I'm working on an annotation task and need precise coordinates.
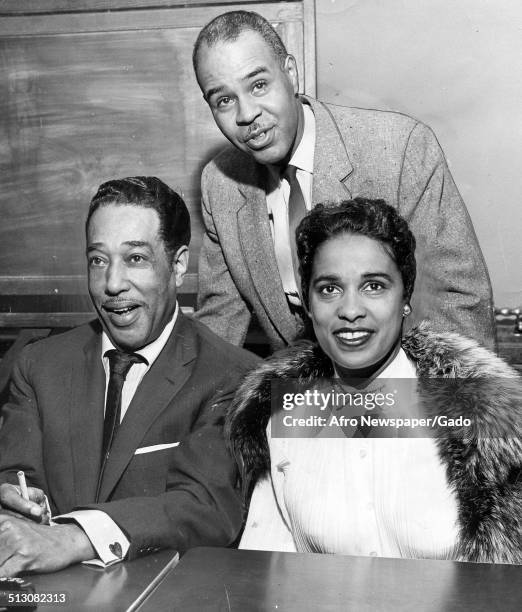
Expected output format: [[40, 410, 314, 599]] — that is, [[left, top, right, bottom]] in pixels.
[[4, 550, 178, 612], [138, 547, 521, 612]]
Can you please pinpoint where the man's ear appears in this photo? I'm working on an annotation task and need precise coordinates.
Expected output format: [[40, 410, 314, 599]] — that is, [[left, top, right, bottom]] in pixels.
[[283, 54, 299, 94], [173, 246, 189, 288]]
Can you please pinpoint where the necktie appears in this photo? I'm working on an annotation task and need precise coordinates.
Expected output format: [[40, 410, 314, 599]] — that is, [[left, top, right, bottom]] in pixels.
[[102, 350, 145, 460], [280, 164, 307, 305]]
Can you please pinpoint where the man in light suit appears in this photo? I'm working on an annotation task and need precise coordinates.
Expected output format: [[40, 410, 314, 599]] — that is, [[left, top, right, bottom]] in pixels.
[[0, 176, 258, 576], [192, 10, 496, 351]]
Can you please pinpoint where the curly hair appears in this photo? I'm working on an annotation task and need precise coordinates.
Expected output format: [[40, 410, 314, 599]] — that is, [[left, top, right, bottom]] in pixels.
[[296, 198, 416, 309]]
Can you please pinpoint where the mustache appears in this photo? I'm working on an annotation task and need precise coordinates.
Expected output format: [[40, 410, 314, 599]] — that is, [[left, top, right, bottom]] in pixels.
[[246, 122, 262, 137]]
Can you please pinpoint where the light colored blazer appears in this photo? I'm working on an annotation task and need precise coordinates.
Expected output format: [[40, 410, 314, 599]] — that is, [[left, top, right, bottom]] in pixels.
[[195, 96, 495, 351]]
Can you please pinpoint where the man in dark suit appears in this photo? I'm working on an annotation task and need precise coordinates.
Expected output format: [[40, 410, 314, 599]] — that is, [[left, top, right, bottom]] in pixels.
[[0, 176, 258, 576], [192, 10, 496, 351]]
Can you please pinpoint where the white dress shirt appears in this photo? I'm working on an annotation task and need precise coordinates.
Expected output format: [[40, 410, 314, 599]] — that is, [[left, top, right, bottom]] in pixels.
[[56, 305, 179, 566], [266, 103, 315, 300], [101, 304, 179, 422], [240, 349, 459, 560]]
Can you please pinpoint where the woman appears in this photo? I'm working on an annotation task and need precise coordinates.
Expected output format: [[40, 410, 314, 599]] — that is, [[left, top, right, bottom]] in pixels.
[[227, 198, 521, 563]]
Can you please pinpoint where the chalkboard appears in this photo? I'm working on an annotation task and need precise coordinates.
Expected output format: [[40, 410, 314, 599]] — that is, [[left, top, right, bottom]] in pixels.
[[0, 0, 316, 327]]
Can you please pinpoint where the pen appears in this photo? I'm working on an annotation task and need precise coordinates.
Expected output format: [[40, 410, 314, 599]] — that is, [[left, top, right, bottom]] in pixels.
[[17, 470, 29, 501], [17, 469, 52, 525]]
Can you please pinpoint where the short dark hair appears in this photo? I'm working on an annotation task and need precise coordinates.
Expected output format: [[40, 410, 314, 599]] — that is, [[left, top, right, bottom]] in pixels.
[[86, 176, 190, 261], [193, 10, 288, 77], [296, 198, 416, 309]]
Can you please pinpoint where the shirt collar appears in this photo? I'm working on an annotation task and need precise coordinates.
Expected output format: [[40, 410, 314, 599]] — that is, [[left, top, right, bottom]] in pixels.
[[378, 347, 417, 379], [266, 102, 315, 185], [101, 302, 179, 367], [288, 102, 315, 174]]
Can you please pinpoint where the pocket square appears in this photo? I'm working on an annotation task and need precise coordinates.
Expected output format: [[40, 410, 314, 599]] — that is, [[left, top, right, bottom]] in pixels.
[[135, 442, 180, 455]]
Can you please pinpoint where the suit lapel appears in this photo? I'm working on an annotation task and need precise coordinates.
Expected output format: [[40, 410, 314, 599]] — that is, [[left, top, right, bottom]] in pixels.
[[305, 96, 354, 204], [96, 314, 196, 502], [236, 163, 298, 344], [70, 324, 105, 507]]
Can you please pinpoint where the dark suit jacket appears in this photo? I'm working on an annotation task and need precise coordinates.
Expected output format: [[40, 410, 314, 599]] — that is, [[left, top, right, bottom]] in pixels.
[[0, 313, 259, 558], [194, 96, 496, 351]]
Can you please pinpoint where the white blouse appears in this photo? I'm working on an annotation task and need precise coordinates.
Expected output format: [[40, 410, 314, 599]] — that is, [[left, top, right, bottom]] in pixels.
[[240, 349, 459, 560]]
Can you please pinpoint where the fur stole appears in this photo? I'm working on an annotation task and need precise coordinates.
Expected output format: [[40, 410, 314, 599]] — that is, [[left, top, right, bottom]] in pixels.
[[227, 324, 522, 563]]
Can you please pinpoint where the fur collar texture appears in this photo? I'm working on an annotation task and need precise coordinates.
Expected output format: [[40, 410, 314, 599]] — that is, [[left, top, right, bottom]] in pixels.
[[227, 324, 522, 563]]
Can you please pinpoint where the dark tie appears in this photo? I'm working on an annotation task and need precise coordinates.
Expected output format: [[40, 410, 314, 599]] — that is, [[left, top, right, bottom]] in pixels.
[[102, 350, 146, 460], [284, 164, 307, 304]]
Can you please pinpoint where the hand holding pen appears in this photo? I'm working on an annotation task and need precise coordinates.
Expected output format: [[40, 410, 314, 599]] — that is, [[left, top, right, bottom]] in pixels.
[[0, 471, 52, 525]]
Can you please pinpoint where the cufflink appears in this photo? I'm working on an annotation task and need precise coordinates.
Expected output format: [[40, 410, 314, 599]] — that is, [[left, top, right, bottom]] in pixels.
[[109, 541, 123, 559]]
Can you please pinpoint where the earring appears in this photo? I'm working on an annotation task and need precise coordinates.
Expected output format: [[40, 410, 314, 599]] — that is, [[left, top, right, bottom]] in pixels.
[[403, 304, 411, 317]]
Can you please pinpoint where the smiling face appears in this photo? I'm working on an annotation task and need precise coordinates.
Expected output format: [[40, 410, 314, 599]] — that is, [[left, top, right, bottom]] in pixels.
[[308, 232, 406, 374], [87, 204, 187, 351], [195, 30, 303, 166]]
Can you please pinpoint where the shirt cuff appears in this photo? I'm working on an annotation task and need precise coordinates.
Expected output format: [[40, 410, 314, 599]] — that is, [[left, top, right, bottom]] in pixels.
[[54, 509, 130, 567]]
